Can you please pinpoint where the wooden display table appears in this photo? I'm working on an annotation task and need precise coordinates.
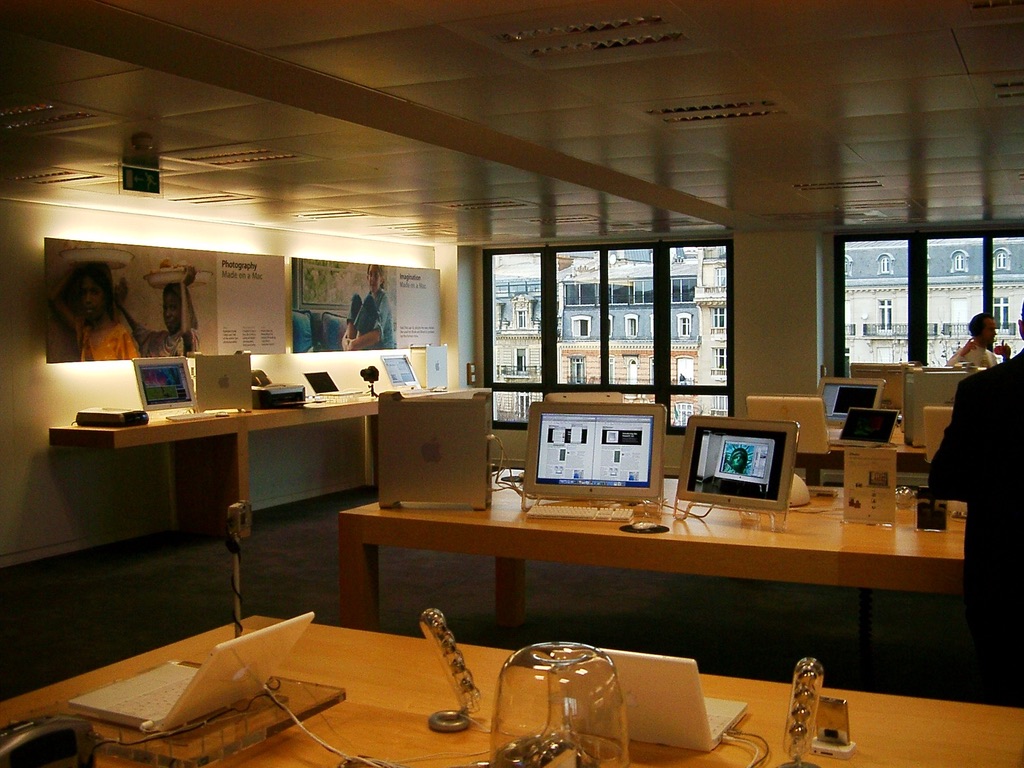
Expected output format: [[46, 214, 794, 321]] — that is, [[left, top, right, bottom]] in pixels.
[[2, 617, 1019, 768]]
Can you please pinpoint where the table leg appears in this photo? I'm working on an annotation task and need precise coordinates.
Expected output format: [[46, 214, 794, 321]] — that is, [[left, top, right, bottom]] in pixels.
[[859, 587, 874, 690], [339, 514, 381, 630], [173, 432, 246, 535], [495, 557, 526, 627]]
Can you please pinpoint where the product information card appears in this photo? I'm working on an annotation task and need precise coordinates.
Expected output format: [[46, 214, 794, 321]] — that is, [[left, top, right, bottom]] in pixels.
[[843, 447, 897, 525]]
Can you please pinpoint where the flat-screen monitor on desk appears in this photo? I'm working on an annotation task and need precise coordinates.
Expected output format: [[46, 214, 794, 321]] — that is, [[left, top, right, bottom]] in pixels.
[[380, 353, 422, 390], [849, 362, 910, 412], [523, 401, 667, 504], [817, 377, 885, 425], [133, 356, 196, 413], [676, 416, 798, 513]]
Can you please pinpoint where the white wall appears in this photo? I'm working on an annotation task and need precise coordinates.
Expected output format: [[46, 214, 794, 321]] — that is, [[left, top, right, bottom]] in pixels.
[[0, 198, 438, 566]]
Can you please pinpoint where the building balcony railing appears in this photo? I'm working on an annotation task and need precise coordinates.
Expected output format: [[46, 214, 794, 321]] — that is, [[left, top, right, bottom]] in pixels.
[[496, 365, 541, 380]]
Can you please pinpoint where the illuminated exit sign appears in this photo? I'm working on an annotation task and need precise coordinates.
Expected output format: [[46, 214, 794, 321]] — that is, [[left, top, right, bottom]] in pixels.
[[122, 164, 160, 194]]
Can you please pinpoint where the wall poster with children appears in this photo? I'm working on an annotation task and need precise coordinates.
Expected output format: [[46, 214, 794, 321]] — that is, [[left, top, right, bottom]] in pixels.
[[44, 238, 286, 363]]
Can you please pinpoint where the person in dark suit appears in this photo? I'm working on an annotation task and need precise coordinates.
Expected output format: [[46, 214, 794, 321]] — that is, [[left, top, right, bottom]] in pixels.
[[929, 301, 1024, 708]]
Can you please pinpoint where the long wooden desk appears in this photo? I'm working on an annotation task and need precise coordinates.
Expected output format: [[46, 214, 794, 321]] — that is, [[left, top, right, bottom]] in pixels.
[[337, 483, 964, 632], [3, 617, 1020, 768], [49, 399, 377, 535]]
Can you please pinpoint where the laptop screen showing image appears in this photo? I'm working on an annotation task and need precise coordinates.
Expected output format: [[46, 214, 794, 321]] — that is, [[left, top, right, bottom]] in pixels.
[[676, 416, 798, 512], [133, 356, 196, 412], [524, 401, 666, 504], [837, 407, 899, 444], [380, 354, 420, 388]]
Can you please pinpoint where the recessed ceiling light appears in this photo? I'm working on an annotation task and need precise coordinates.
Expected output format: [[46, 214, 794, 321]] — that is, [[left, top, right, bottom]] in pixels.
[[497, 16, 668, 43], [1, 102, 97, 131], [437, 199, 531, 211], [7, 169, 106, 184], [648, 100, 782, 123], [793, 178, 883, 191], [293, 210, 367, 220]]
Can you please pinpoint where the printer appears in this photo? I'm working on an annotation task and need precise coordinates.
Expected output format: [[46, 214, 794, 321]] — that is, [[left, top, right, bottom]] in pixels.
[[252, 383, 305, 409]]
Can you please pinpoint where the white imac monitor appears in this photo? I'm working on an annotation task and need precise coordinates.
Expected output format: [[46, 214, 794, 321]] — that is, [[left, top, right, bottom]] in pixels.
[[745, 395, 830, 455], [849, 362, 909, 412], [676, 417, 799, 513], [133, 356, 196, 413], [903, 368, 970, 447], [523, 401, 667, 504], [816, 377, 885, 425]]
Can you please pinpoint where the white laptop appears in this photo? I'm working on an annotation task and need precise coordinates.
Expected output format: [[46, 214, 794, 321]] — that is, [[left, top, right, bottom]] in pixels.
[[830, 407, 899, 448], [377, 390, 493, 509], [605, 649, 747, 751], [379, 353, 425, 393], [68, 613, 314, 732], [745, 394, 830, 455], [194, 353, 252, 412]]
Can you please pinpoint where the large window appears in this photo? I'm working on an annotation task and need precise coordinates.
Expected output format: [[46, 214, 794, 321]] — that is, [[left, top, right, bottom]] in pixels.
[[836, 233, 1024, 372], [485, 241, 733, 428]]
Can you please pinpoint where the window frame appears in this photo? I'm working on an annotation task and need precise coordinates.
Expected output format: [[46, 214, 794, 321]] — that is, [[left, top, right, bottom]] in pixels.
[[833, 230, 1024, 374], [484, 240, 734, 432]]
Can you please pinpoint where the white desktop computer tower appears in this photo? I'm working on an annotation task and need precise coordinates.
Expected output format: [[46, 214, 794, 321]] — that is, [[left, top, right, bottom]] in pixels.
[[409, 344, 448, 389]]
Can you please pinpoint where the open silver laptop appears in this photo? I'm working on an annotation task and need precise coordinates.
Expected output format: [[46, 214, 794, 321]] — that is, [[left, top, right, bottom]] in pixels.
[[194, 353, 252, 412], [605, 649, 747, 751], [68, 613, 314, 732]]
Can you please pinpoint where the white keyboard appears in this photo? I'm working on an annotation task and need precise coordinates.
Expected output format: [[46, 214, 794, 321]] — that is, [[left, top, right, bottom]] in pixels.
[[526, 505, 633, 521], [164, 412, 217, 422]]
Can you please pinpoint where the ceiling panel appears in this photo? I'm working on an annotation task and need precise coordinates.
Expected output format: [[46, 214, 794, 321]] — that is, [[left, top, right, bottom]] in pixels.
[[1, 0, 1023, 246]]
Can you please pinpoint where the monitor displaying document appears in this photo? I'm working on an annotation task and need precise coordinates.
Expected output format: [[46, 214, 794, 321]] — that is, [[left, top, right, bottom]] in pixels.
[[380, 353, 422, 389], [676, 416, 798, 512], [524, 401, 666, 504]]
